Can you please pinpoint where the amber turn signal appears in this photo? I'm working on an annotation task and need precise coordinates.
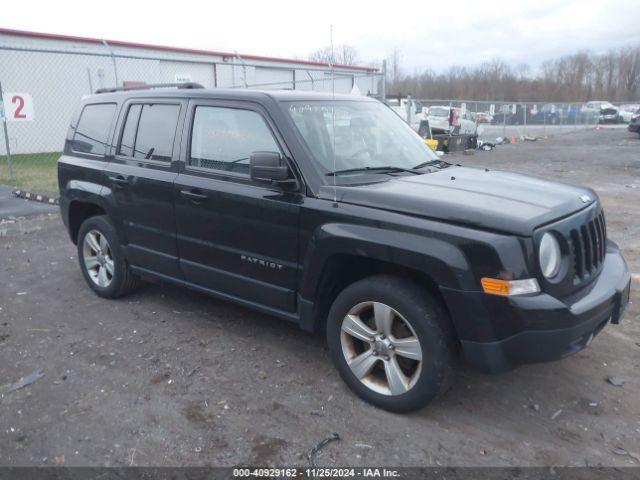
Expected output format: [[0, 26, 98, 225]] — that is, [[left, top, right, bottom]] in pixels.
[[481, 277, 540, 296]]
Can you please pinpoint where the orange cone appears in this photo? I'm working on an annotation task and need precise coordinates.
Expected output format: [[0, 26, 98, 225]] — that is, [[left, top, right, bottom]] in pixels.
[[510, 135, 516, 144]]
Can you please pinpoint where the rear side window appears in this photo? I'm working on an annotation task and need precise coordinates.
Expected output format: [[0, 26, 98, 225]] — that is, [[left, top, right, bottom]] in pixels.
[[118, 103, 180, 161], [71, 103, 116, 155], [189, 106, 280, 174]]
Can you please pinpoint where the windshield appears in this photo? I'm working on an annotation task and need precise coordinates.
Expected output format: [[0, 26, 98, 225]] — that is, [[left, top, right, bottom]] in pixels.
[[428, 107, 449, 117], [285, 100, 439, 177]]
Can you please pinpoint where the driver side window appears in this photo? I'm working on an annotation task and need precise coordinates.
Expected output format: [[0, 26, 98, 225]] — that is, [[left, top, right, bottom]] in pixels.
[[189, 106, 280, 175]]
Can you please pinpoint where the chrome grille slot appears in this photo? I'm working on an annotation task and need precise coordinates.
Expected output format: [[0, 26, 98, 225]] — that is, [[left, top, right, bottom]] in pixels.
[[570, 211, 606, 284], [570, 230, 584, 279], [582, 225, 592, 273], [596, 214, 606, 260]]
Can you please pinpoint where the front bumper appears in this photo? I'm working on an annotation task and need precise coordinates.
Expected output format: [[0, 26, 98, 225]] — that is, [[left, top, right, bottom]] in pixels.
[[442, 241, 631, 373], [628, 123, 640, 133]]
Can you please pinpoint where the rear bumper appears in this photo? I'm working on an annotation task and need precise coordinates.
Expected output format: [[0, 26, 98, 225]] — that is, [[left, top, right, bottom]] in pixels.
[[442, 242, 631, 373]]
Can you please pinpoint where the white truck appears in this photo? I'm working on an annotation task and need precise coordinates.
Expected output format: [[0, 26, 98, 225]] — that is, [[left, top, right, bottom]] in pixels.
[[426, 105, 478, 135], [386, 98, 478, 135]]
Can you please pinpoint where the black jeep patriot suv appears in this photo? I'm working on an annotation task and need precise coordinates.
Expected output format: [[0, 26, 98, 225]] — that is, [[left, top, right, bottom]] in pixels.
[[59, 84, 631, 412]]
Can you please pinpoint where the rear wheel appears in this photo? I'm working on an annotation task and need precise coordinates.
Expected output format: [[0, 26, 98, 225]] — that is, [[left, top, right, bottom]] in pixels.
[[326, 275, 455, 412], [77, 215, 140, 298]]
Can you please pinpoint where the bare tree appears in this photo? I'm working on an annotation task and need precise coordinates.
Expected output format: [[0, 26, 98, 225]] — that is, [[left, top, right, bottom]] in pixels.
[[338, 45, 358, 65], [309, 45, 359, 65], [385, 44, 640, 102]]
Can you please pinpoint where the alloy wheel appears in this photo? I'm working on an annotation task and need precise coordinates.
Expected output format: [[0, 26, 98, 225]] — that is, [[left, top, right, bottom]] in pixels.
[[82, 229, 114, 288], [340, 301, 423, 396]]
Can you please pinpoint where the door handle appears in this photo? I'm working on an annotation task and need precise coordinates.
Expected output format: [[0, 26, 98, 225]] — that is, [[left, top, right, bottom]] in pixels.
[[109, 175, 130, 187], [180, 189, 208, 202]]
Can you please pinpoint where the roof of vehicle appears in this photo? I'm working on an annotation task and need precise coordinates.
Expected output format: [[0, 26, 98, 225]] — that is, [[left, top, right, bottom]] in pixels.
[[84, 88, 377, 103]]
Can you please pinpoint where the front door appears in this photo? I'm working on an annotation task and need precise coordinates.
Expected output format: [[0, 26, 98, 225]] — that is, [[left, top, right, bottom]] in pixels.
[[104, 98, 186, 279], [174, 100, 302, 313]]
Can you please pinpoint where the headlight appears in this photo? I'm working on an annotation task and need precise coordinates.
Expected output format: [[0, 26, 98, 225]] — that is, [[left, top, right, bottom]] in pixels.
[[539, 232, 561, 279]]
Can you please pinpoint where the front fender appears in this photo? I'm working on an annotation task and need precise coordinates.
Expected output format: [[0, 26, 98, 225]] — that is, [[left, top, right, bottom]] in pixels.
[[298, 222, 474, 302]]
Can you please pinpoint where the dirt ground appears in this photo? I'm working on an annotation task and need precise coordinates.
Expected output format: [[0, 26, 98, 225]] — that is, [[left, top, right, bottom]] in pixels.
[[0, 127, 638, 467]]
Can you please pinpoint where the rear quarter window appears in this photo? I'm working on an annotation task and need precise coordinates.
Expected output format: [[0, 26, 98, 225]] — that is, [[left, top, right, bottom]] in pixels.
[[71, 103, 117, 156]]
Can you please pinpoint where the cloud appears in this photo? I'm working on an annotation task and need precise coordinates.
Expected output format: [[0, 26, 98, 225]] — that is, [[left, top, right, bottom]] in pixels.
[[2, 0, 640, 72]]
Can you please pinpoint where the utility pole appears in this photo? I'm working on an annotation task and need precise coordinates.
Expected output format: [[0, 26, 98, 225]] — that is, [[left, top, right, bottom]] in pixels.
[[0, 81, 14, 182], [102, 39, 119, 87], [381, 59, 387, 102]]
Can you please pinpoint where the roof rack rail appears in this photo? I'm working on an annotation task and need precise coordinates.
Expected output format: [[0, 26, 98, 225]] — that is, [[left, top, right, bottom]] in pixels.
[[95, 82, 205, 94]]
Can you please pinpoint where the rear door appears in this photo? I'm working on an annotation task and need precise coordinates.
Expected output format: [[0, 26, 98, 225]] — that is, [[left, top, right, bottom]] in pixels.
[[174, 100, 302, 313], [104, 98, 187, 279]]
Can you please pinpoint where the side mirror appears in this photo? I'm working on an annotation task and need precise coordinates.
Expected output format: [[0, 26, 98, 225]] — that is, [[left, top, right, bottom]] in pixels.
[[250, 151, 290, 182]]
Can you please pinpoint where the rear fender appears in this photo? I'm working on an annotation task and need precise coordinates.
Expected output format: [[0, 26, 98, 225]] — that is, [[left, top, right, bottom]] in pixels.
[[60, 182, 114, 243]]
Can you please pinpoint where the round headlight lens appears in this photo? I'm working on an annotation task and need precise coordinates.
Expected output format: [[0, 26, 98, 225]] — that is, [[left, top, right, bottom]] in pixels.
[[539, 232, 561, 279]]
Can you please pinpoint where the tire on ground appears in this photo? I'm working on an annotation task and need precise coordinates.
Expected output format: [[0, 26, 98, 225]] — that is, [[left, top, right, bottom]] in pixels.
[[326, 274, 456, 412], [76, 215, 140, 299]]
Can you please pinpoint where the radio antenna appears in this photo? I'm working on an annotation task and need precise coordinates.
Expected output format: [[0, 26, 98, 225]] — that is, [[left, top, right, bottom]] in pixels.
[[330, 25, 338, 206]]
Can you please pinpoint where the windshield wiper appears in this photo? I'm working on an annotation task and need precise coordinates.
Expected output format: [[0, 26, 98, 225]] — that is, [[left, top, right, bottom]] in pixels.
[[412, 159, 449, 169], [326, 166, 421, 177]]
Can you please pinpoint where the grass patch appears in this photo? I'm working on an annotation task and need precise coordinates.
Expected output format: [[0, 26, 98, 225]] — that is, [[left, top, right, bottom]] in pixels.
[[0, 152, 61, 193]]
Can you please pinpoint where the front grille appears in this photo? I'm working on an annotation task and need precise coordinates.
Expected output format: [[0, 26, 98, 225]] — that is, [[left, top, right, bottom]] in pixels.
[[569, 211, 606, 284]]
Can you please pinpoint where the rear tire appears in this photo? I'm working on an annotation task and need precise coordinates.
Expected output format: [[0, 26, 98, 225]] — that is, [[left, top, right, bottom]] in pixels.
[[77, 215, 140, 298], [326, 275, 455, 412]]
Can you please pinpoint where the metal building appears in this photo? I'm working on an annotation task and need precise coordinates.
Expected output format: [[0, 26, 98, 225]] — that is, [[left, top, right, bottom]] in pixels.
[[0, 28, 381, 154]]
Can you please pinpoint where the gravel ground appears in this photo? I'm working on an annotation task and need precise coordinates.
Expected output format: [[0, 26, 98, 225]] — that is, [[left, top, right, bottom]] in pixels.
[[0, 127, 638, 467]]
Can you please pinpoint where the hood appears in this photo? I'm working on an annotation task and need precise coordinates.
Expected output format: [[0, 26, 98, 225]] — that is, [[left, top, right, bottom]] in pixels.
[[319, 166, 597, 236]]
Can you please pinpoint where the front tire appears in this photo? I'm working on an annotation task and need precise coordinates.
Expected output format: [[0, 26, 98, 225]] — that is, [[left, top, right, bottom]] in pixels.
[[77, 215, 140, 298], [326, 275, 455, 412]]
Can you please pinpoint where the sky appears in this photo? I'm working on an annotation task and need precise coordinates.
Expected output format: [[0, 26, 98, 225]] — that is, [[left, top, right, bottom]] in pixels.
[[2, 0, 640, 73]]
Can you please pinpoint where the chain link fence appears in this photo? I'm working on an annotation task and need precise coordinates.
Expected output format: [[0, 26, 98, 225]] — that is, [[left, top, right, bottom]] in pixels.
[[2, 36, 635, 194], [412, 98, 630, 140], [0, 39, 383, 193]]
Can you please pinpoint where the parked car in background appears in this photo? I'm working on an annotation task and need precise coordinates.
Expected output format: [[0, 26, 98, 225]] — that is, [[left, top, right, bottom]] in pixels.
[[618, 104, 640, 123], [628, 108, 640, 137], [472, 112, 492, 123], [427, 106, 477, 135], [599, 105, 621, 124], [582, 101, 615, 115], [491, 104, 527, 125], [530, 103, 562, 124], [581, 101, 620, 123], [564, 104, 584, 123]]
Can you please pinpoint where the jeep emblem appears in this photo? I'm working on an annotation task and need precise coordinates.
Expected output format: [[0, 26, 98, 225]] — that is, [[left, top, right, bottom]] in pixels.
[[580, 194, 591, 203]]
